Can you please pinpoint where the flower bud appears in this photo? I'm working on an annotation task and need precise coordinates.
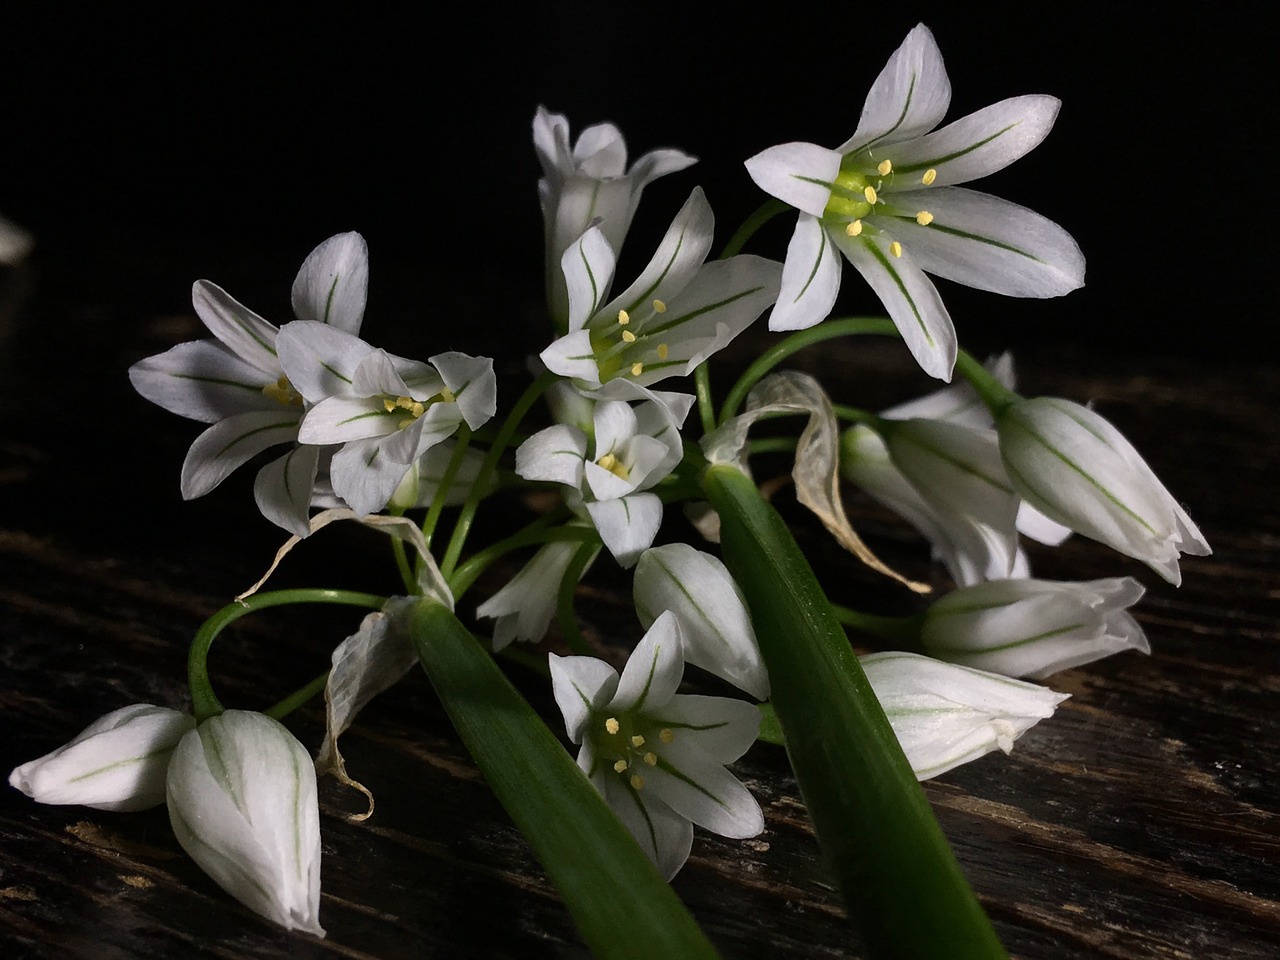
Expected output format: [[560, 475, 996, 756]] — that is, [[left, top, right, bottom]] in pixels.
[[9, 704, 195, 811], [996, 397, 1209, 584], [861, 652, 1067, 780], [922, 577, 1148, 679], [166, 711, 323, 935]]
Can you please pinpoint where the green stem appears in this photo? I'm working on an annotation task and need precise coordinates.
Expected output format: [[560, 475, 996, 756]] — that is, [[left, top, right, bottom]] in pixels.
[[422, 426, 473, 551], [446, 519, 593, 600], [719, 198, 790, 259], [828, 603, 925, 643], [832, 404, 880, 427], [700, 464, 1006, 960], [409, 601, 720, 960], [264, 670, 330, 721], [954, 349, 1019, 416], [389, 533, 416, 595], [188, 589, 387, 723], [556, 540, 598, 656], [441, 370, 556, 579], [719, 316, 897, 423], [694, 362, 716, 436]]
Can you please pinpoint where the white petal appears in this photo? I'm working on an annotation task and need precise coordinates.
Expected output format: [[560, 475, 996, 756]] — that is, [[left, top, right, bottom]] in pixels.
[[1017, 500, 1073, 546], [181, 411, 301, 499], [192, 281, 281, 376], [585, 493, 663, 567], [650, 694, 762, 761], [515, 424, 587, 487], [299, 396, 397, 445], [254, 445, 321, 537], [329, 436, 411, 517], [597, 771, 693, 880], [532, 105, 573, 178], [832, 230, 955, 380], [888, 96, 1060, 186], [768, 215, 842, 331], [129, 340, 276, 423], [350, 348, 411, 398], [603, 187, 715, 317], [593, 400, 639, 459], [743, 142, 842, 217], [887, 187, 1084, 297], [550, 653, 619, 743], [540, 329, 601, 384], [478, 540, 593, 650], [276, 321, 374, 402], [572, 121, 627, 176], [839, 24, 951, 154], [646, 737, 763, 839], [612, 610, 683, 713], [290, 232, 369, 334], [430, 352, 497, 429], [561, 226, 617, 332]]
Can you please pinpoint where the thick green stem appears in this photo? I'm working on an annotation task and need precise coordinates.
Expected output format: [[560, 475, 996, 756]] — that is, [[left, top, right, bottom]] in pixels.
[[188, 589, 387, 723], [556, 540, 598, 656], [700, 464, 1006, 960], [694, 362, 716, 436], [409, 601, 720, 960], [264, 671, 330, 721], [718, 198, 790, 259], [719, 316, 897, 423], [954, 349, 1019, 416], [828, 603, 926, 644]]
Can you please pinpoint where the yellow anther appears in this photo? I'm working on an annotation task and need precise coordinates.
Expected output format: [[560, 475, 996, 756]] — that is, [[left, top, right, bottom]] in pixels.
[[597, 453, 618, 472], [656, 343, 669, 361], [922, 168, 937, 186], [630, 774, 645, 790], [617, 309, 630, 325], [631, 735, 645, 748], [630, 362, 644, 377], [863, 185, 877, 204], [439, 387, 455, 402], [613, 759, 628, 773], [916, 211, 934, 226], [652, 299, 667, 313], [605, 717, 620, 735], [262, 376, 302, 407], [877, 159, 893, 176], [383, 398, 398, 413], [621, 329, 636, 343], [659, 728, 675, 744], [889, 241, 903, 258], [845, 220, 863, 237], [596, 451, 630, 481], [643, 752, 658, 766]]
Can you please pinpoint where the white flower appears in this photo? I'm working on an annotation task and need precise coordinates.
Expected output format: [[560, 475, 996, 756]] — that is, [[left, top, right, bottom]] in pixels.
[[550, 612, 763, 879], [476, 537, 600, 650], [534, 106, 696, 328], [922, 577, 1149, 679], [861, 651, 1067, 780], [166, 711, 324, 936], [996, 397, 1210, 584], [745, 24, 1083, 380], [540, 187, 781, 391], [276, 321, 496, 517], [633, 544, 769, 700], [128, 232, 369, 535], [8, 704, 194, 812], [516, 395, 691, 566]]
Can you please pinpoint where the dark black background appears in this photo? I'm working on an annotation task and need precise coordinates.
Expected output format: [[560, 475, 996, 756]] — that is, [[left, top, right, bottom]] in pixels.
[[2, 3, 1265, 363]]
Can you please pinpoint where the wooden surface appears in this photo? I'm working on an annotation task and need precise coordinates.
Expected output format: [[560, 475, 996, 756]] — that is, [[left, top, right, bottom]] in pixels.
[[1, 245, 1278, 960]]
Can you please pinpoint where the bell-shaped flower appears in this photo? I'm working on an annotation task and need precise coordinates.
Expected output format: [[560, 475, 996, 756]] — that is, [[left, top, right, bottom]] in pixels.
[[633, 544, 769, 699], [861, 651, 1067, 780], [744, 24, 1083, 380], [995, 397, 1210, 584], [476, 536, 600, 650], [9, 704, 194, 812], [922, 577, 1149, 679], [516, 395, 690, 566], [534, 106, 696, 329], [277, 320, 496, 517], [550, 612, 763, 879], [540, 187, 781, 391], [166, 711, 324, 935], [129, 232, 370, 535]]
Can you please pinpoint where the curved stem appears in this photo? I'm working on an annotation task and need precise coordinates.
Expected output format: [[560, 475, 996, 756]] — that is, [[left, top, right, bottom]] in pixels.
[[188, 588, 387, 723], [694, 362, 716, 436], [441, 370, 556, 579], [447, 520, 596, 600], [832, 404, 880, 427], [264, 670, 330, 721], [422, 426, 473, 552], [719, 198, 790, 259], [719, 316, 898, 424], [556, 540, 598, 656]]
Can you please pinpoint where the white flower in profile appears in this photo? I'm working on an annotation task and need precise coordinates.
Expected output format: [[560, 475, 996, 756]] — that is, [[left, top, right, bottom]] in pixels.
[[550, 612, 763, 879], [516, 394, 691, 566], [540, 187, 781, 392], [996, 397, 1210, 584], [860, 651, 1067, 780], [476, 536, 600, 650], [276, 321, 496, 517], [129, 232, 369, 535], [922, 577, 1149, 679], [9, 704, 194, 812], [745, 24, 1083, 380], [534, 106, 696, 328], [633, 544, 769, 700], [166, 711, 324, 936]]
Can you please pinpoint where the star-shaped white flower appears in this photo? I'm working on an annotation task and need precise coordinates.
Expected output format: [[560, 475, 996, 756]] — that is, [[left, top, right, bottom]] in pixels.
[[745, 24, 1084, 380], [128, 232, 369, 535], [550, 611, 764, 879]]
